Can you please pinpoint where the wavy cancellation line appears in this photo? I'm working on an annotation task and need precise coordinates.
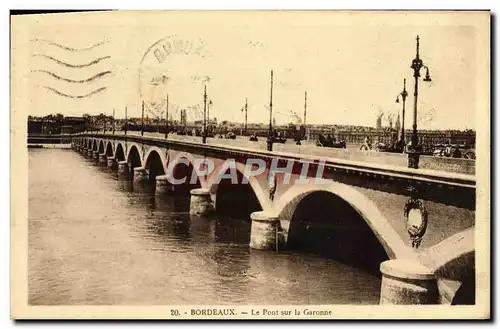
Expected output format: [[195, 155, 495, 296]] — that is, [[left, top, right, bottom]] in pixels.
[[40, 85, 107, 99], [31, 38, 109, 52], [32, 53, 111, 68], [32, 69, 113, 84]]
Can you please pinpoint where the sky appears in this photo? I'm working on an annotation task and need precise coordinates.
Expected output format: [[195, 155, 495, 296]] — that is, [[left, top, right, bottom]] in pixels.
[[12, 11, 486, 129]]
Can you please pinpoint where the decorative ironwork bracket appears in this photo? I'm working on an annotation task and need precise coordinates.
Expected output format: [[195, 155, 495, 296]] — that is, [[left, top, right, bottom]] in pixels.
[[403, 185, 428, 249]]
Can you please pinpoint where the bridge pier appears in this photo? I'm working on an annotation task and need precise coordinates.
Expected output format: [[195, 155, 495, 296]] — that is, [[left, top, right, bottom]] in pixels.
[[99, 153, 107, 165], [379, 259, 438, 305], [107, 157, 117, 169], [92, 151, 99, 160], [155, 175, 173, 194], [87, 149, 93, 158], [133, 167, 149, 187], [189, 188, 214, 216], [249, 211, 283, 251], [117, 161, 129, 175]]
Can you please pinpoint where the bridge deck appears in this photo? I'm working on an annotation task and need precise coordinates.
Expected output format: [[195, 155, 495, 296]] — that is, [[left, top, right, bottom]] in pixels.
[[75, 131, 475, 184]]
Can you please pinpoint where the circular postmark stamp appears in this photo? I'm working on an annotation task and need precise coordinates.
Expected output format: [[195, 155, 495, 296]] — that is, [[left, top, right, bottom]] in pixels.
[[139, 35, 213, 121]]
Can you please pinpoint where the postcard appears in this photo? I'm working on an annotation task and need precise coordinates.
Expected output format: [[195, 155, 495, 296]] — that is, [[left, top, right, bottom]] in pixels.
[[11, 10, 490, 319]]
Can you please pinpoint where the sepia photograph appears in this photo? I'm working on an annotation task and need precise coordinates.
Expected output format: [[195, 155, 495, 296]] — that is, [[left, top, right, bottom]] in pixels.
[[10, 9, 490, 319]]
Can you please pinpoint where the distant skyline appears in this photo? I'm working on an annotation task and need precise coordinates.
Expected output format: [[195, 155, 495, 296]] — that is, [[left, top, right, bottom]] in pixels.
[[13, 11, 484, 130]]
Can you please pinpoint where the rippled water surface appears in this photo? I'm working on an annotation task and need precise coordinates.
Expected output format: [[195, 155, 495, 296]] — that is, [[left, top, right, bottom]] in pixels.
[[28, 149, 381, 305]]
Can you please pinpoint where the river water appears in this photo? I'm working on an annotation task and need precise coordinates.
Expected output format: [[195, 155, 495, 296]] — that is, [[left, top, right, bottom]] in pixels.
[[28, 148, 381, 305]]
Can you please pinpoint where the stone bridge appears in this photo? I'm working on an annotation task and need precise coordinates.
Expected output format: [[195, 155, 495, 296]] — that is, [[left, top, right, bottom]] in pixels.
[[71, 132, 476, 305]]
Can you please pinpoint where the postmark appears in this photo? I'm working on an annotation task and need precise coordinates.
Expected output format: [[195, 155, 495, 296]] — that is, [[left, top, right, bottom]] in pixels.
[[139, 35, 212, 120]]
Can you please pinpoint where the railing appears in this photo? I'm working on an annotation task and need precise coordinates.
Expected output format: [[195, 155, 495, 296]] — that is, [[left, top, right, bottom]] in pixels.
[[75, 131, 476, 176], [74, 131, 476, 187]]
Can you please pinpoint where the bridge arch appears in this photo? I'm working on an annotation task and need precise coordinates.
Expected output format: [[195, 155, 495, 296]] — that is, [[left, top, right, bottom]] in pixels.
[[166, 152, 203, 194], [418, 227, 475, 280], [105, 141, 113, 157], [127, 145, 142, 171], [98, 140, 105, 154], [92, 139, 98, 151], [114, 143, 126, 161], [144, 149, 166, 184], [451, 271, 475, 305], [418, 227, 475, 305], [168, 152, 198, 168], [272, 182, 411, 269], [207, 161, 269, 217], [144, 147, 167, 174]]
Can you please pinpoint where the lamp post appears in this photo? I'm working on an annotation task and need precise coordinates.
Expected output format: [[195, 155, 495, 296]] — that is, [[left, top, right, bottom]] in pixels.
[[408, 35, 432, 169], [124, 106, 128, 135], [112, 108, 115, 136], [165, 94, 169, 138], [141, 100, 145, 136], [395, 78, 408, 145], [208, 100, 213, 135], [203, 85, 207, 144], [267, 70, 274, 152], [244, 98, 248, 134], [303, 90, 307, 140]]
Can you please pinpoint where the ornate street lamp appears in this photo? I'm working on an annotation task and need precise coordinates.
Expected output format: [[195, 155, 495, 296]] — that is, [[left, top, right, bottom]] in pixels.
[[395, 78, 408, 145], [408, 35, 432, 169]]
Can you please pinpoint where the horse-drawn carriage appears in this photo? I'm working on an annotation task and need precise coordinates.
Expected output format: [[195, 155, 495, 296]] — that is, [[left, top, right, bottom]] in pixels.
[[432, 144, 475, 159], [316, 134, 346, 149], [375, 141, 405, 153]]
